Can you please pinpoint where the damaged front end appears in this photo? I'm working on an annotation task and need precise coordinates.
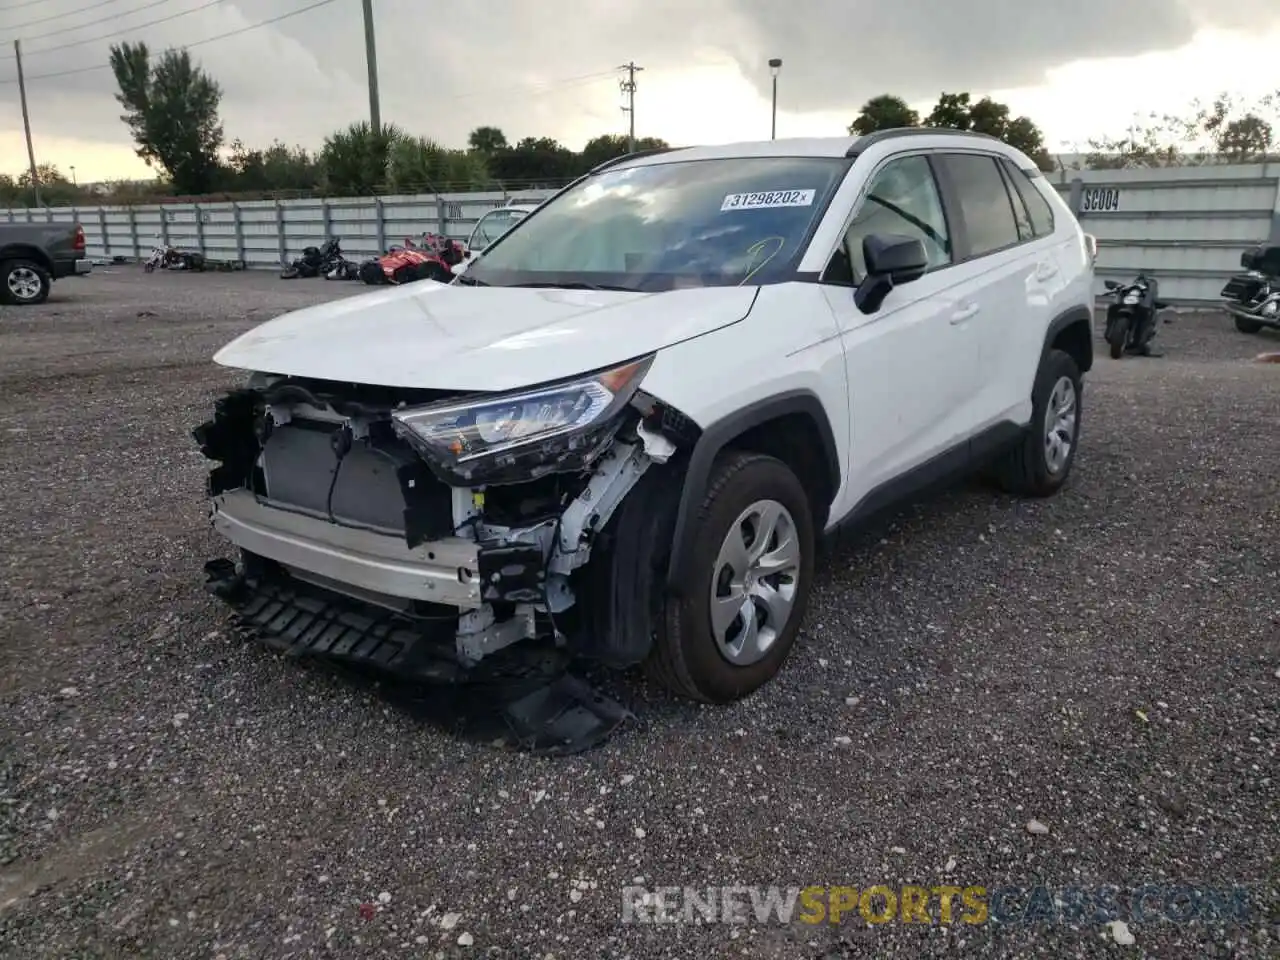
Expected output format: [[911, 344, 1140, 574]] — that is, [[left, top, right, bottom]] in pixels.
[[192, 356, 698, 749]]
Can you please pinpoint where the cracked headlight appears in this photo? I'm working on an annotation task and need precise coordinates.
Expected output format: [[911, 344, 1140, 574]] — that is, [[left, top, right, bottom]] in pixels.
[[391, 356, 653, 484]]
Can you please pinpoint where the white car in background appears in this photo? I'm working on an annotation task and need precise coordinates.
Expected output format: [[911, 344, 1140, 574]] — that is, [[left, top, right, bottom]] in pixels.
[[465, 203, 537, 257]]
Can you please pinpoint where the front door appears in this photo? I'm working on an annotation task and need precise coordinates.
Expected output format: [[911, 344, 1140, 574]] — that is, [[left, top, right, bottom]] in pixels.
[[820, 153, 984, 514]]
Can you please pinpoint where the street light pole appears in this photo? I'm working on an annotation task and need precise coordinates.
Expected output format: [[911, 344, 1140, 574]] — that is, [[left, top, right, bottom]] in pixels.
[[768, 58, 782, 140]]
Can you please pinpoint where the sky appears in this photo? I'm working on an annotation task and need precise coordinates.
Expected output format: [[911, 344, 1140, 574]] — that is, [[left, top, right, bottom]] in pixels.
[[1, 0, 1278, 183]]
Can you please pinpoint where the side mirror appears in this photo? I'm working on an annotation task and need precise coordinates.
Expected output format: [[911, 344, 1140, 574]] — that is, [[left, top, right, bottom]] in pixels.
[[853, 233, 928, 315], [1103, 280, 1120, 290]]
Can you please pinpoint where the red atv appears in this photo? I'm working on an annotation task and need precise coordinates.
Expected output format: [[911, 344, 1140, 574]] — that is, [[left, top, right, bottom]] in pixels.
[[358, 233, 467, 286]]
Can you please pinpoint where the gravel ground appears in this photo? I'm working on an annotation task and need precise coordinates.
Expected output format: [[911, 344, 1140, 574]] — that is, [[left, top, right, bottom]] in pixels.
[[0, 269, 1277, 959]]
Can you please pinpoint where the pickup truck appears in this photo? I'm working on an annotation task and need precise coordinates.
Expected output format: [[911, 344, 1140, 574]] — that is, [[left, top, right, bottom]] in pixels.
[[1, 221, 92, 306]]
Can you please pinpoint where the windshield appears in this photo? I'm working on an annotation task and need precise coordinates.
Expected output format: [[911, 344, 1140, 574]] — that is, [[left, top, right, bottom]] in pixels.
[[463, 156, 849, 292]]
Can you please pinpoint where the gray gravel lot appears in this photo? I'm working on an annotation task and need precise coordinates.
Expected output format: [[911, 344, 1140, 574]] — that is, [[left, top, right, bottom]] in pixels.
[[1, 269, 1277, 959]]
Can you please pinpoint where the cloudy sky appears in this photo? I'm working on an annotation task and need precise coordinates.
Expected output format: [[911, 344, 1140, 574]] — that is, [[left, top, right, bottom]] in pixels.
[[2, 0, 1278, 182]]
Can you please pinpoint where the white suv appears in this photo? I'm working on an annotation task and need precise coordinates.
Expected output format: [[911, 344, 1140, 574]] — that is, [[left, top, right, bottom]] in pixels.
[[197, 130, 1094, 708]]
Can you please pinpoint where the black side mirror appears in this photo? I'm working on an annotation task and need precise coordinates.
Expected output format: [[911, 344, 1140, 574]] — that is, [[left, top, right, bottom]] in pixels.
[[1103, 280, 1120, 290], [854, 233, 928, 315]]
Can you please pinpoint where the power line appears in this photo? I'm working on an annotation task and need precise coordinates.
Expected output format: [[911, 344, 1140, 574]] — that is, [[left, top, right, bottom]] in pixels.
[[3, 0, 220, 59], [0, 0, 337, 81], [0, 0, 155, 34]]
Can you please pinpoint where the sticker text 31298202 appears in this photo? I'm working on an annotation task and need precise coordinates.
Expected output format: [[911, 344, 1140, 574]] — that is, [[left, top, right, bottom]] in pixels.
[[721, 189, 816, 212]]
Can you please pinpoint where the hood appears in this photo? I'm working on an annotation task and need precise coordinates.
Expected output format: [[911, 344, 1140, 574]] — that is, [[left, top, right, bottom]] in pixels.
[[213, 281, 758, 391]]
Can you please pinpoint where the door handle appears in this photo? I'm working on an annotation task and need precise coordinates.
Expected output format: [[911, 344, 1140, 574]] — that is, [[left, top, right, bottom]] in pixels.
[[949, 303, 980, 325], [1036, 261, 1059, 281]]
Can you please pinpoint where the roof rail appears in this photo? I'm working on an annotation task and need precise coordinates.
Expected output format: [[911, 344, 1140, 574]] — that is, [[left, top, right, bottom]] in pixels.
[[589, 146, 681, 174], [845, 127, 1004, 158]]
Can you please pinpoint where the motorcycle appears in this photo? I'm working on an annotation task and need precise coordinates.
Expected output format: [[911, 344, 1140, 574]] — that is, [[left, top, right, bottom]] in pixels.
[[280, 237, 344, 280], [1220, 244, 1280, 335], [324, 257, 361, 281], [1102, 274, 1169, 359], [143, 240, 206, 273], [358, 233, 466, 286]]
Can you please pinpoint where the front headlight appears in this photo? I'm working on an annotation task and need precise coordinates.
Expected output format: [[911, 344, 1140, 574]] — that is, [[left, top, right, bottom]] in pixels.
[[1123, 291, 1141, 305], [392, 356, 653, 484]]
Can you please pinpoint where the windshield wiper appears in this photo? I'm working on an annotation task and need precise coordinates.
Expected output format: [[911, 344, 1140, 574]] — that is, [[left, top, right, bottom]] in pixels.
[[509, 281, 640, 292]]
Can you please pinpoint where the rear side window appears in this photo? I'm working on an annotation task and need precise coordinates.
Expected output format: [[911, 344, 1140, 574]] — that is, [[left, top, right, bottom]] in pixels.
[[939, 154, 1021, 257], [999, 159, 1055, 238]]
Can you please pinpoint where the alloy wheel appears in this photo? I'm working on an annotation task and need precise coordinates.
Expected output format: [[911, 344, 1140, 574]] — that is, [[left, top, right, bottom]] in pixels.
[[709, 498, 802, 666], [1043, 375, 1077, 475]]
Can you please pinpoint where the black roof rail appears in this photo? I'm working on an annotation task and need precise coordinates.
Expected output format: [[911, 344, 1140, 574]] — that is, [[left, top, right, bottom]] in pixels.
[[589, 146, 681, 174], [844, 127, 1005, 158]]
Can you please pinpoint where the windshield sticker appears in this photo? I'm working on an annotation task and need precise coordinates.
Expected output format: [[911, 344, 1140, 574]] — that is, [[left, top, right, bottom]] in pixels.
[[721, 189, 816, 211]]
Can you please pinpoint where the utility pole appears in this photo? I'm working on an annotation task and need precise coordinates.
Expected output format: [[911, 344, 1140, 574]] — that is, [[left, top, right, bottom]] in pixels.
[[14, 40, 41, 207], [618, 61, 643, 153], [361, 0, 381, 132]]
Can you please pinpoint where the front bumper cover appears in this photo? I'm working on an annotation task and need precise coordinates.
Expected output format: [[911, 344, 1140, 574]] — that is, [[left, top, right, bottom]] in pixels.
[[204, 557, 636, 753]]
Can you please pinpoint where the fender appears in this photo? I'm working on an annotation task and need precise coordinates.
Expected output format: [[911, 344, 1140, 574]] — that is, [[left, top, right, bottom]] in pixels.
[[664, 390, 840, 594], [1041, 304, 1094, 374]]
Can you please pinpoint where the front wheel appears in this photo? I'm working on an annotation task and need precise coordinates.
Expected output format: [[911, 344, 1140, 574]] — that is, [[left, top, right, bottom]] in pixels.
[[1, 258, 52, 306], [994, 348, 1082, 498], [1234, 315, 1264, 334], [1105, 315, 1128, 359], [648, 451, 815, 704]]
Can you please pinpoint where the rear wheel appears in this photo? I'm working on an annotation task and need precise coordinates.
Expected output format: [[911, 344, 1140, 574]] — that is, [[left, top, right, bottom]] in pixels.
[[1234, 315, 1264, 334], [994, 348, 1081, 498], [1, 258, 52, 305], [647, 451, 815, 704]]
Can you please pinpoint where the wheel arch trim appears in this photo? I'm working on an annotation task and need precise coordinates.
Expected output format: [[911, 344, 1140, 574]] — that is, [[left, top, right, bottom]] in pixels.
[[664, 390, 840, 594]]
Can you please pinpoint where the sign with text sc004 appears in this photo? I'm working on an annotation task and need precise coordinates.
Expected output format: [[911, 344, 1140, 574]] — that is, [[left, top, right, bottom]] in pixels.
[[1081, 187, 1120, 212]]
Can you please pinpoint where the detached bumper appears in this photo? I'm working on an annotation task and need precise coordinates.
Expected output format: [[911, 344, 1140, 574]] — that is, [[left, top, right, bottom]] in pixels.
[[52, 258, 92, 279], [211, 489, 483, 609], [1223, 302, 1280, 330]]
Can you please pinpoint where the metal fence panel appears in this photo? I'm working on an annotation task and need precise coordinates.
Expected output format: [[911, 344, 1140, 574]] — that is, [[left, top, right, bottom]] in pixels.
[[7, 167, 1278, 303]]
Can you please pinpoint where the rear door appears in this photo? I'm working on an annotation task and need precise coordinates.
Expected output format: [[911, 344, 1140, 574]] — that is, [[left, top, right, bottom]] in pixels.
[[933, 152, 1063, 431]]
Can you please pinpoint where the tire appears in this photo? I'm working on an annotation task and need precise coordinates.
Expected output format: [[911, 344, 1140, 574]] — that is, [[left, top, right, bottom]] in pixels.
[[1105, 316, 1127, 359], [421, 261, 452, 283], [280, 266, 300, 280], [1, 258, 52, 306], [143, 262, 156, 274], [647, 451, 816, 704], [1234, 315, 1264, 335], [994, 348, 1082, 498]]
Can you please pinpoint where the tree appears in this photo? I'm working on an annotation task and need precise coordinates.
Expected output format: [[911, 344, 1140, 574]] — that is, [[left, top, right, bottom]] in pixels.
[[1084, 89, 1280, 168], [320, 121, 404, 195], [386, 136, 491, 193], [578, 133, 671, 173], [467, 126, 509, 154], [922, 92, 1053, 171], [490, 136, 579, 185], [924, 92, 972, 130], [849, 95, 919, 136], [227, 139, 319, 192], [109, 42, 224, 194]]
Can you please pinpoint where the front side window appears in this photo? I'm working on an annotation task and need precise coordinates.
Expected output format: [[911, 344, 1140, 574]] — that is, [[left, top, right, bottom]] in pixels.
[[827, 154, 952, 283], [464, 156, 849, 291], [940, 153, 1022, 257]]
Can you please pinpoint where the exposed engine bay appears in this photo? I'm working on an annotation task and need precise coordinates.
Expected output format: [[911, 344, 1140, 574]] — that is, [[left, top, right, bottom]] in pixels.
[[193, 361, 699, 705]]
